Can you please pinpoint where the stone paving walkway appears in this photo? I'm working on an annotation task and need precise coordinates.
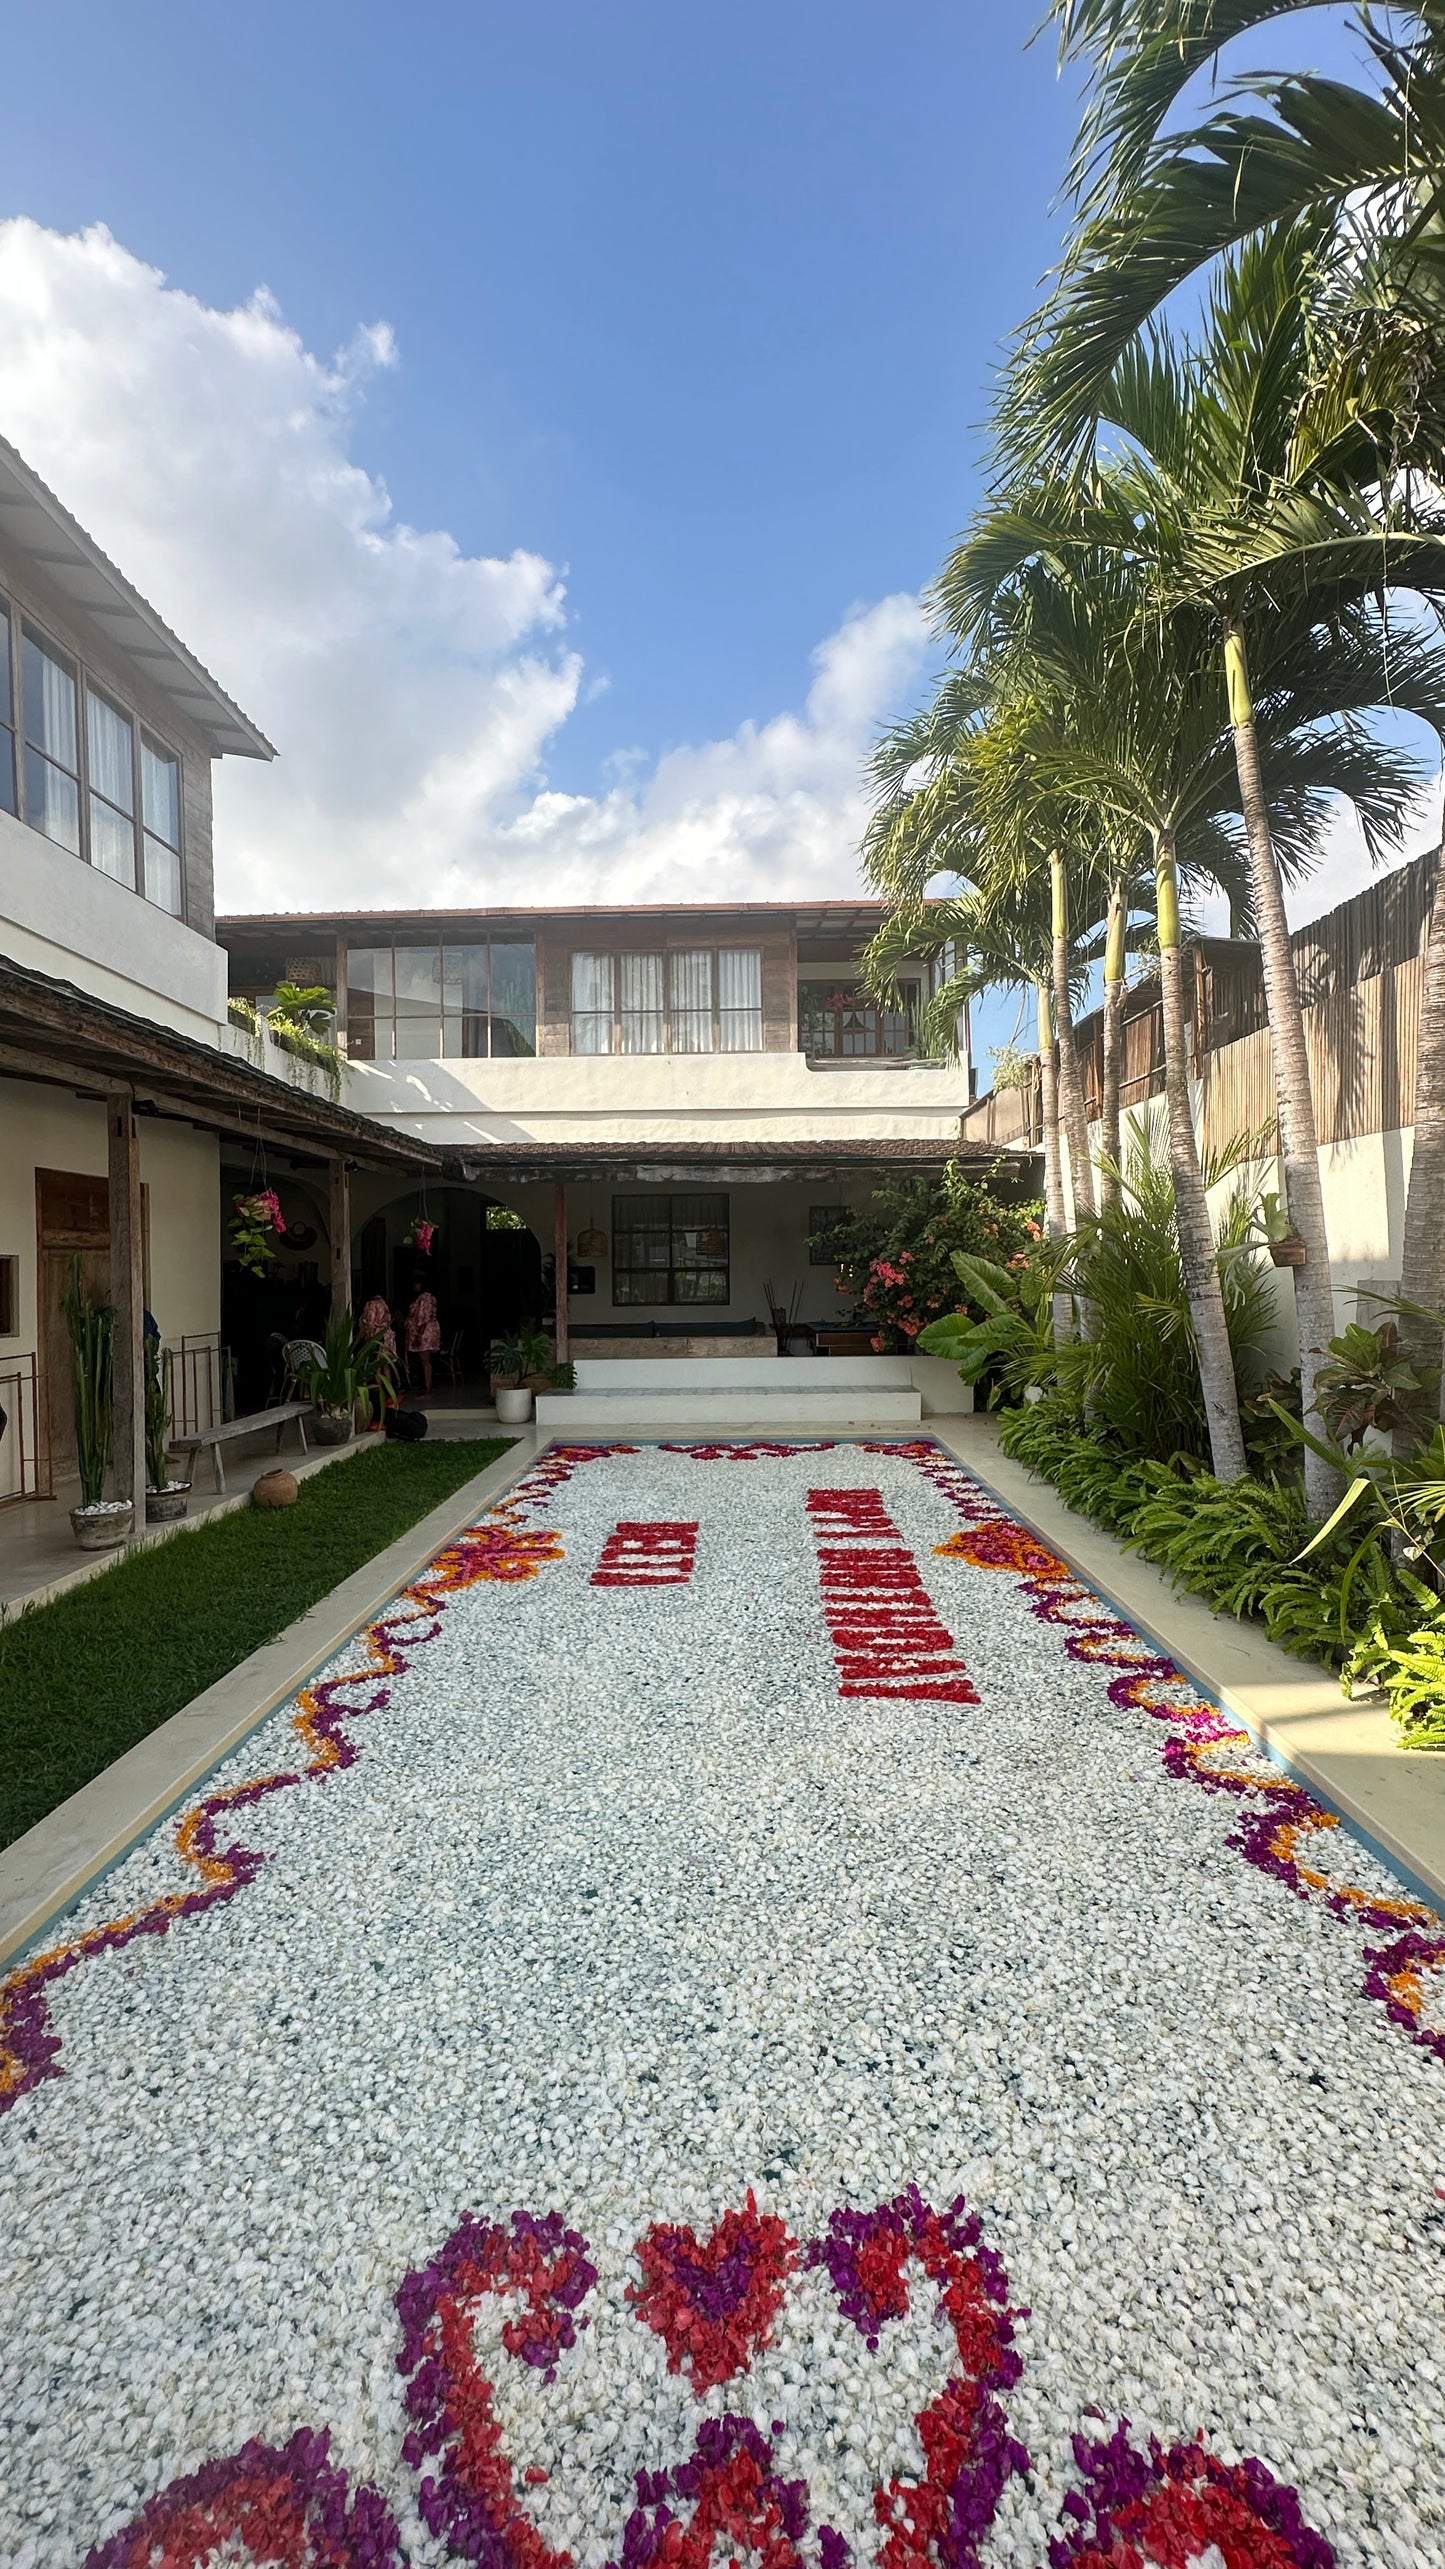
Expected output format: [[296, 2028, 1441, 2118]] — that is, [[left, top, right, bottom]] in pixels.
[[1, 1438, 1442, 2569]]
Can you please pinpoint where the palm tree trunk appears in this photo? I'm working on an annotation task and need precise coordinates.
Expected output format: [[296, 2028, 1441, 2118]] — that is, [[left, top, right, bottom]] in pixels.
[[1051, 851, 1097, 1222], [1225, 619, 1337, 1519], [1037, 978, 1073, 1349], [1156, 829, 1249, 1483], [1100, 882, 1127, 1209], [1395, 847, 1445, 1452]]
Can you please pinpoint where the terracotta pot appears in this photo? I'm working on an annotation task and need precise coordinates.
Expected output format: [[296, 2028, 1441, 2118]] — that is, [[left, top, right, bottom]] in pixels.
[[252, 1468, 299, 1509], [71, 1499, 134, 1550], [145, 1482, 191, 1524], [1268, 1236, 1308, 1269], [494, 1385, 534, 1424], [313, 1405, 355, 1446]]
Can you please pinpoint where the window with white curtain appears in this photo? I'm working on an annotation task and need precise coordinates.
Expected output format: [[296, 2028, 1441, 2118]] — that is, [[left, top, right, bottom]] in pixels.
[[22, 625, 80, 856], [571, 952, 615, 1054], [619, 951, 665, 1053], [718, 947, 763, 1051], [140, 733, 183, 915], [668, 950, 714, 1053], [568, 945, 764, 1052], [0, 590, 186, 911], [0, 613, 15, 818], [87, 690, 137, 887]]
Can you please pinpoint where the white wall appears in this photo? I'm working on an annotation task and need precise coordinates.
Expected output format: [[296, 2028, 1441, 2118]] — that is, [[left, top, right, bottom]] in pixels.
[[0, 809, 229, 1041], [343, 1049, 971, 1146], [0, 1078, 220, 1359]]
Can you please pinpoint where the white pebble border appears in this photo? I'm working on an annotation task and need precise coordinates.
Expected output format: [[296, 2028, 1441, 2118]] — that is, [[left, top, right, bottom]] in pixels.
[[0, 1438, 1442, 2567]]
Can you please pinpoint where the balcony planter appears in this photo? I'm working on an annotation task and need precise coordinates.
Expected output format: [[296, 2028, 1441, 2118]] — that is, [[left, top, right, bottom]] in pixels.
[[70, 1499, 134, 1551], [494, 1385, 534, 1424], [145, 1480, 191, 1524]]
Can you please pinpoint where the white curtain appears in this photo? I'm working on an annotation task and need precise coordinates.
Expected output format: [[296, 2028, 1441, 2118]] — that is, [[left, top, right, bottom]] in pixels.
[[571, 951, 615, 1053], [23, 631, 76, 767], [718, 947, 762, 1051], [669, 949, 714, 1053], [619, 951, 664, 1053], [87, 692, 134, 812]]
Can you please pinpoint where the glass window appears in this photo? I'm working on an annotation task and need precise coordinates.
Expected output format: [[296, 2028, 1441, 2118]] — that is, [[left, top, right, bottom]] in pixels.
[[0, 608, 15, 818], [21, 625, 80, 855], [346, 946, 393, 1060], [809, 1203, 849, 1266], [800, 981, 918, 1058], [619, 951, 665, 1053], [392, 946, 442, 1056], [486, 939, 536, 1056], [87, 690, 136, 887], [571, 952, 615, 1054], [612, 1191, 729, 1306], [669, 950, 714, 1053], [718, 948, 763, 1051], [140, 732, 182, 913], [442, 944, 489, 1057]]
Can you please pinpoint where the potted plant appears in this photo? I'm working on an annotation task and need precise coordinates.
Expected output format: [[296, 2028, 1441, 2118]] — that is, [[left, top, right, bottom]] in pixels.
[[1255, 1190, 1307, 1269], [306, 1310, 398, 1444], [144, 1335, 190, 1522], [488, 1325, 554, 1423], [231, 1186, 286, 1276], [547, 1360, 577, 1395], [61, 1253, 129, 1549]]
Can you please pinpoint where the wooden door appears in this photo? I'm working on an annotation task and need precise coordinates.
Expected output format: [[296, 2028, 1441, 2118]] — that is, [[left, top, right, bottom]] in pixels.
[[34, 1169, 148, 1483]]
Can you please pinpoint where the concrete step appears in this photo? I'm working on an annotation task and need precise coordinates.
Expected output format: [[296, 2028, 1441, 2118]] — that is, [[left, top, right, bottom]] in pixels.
[[535, 1387, 923, 1427], [570, 1356, 914, 1392]]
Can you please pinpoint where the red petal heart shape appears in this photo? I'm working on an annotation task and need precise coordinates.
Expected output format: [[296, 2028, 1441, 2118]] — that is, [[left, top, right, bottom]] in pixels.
[[628, 2191, 798, 2393]]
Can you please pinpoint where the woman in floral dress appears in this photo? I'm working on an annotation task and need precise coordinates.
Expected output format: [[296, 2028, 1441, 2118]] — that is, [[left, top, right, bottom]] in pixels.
[[405, 1277, 442, 1395]]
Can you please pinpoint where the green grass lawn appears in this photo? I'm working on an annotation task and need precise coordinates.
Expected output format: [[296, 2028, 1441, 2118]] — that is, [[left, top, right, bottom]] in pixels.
[[0, 1437, 513, 1850]]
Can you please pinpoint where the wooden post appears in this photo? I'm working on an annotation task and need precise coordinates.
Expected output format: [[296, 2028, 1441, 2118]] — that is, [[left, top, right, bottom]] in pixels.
[[107, 1089, 146, 1516], [553, 1178, 569, 1362], [330, 1160, 352, 1318]]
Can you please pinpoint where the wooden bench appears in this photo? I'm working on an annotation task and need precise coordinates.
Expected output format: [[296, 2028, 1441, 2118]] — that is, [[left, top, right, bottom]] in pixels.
[[171, 1401, 312, 1493]]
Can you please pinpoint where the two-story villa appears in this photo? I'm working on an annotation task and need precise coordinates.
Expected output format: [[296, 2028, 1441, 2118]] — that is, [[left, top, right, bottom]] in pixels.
[[216, 904, 1037, 1427]]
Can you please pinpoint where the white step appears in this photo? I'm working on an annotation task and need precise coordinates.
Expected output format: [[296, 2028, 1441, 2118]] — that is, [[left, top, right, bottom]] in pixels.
[[536, 1386, 923, 1427], [570, 1356, 915, 1391]]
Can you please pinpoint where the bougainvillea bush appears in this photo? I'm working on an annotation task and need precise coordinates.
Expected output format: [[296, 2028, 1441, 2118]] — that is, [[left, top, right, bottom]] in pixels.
[[821, 1160, 1041, 1350]]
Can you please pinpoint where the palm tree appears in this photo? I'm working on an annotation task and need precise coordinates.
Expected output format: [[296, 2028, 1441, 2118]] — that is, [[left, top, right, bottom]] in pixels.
[[961, 233, 1445, 1508], [911, 542, 1433, 1479], [1007, 0, 1445, 467]]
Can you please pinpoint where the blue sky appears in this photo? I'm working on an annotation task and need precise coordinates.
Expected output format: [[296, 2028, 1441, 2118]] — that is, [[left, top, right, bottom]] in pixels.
[[0, 1, 1418, 1069]]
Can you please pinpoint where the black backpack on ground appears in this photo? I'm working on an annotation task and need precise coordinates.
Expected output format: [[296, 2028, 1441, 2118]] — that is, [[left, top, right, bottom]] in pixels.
[[384, 1407, 429, 1442]]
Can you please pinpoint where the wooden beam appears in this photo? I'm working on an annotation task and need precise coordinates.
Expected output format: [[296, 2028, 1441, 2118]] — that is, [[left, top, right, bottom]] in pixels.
[[329, 1159, 352, 1318], [107, 1090, 146, 1517], [552, 1178, 569, 1363]]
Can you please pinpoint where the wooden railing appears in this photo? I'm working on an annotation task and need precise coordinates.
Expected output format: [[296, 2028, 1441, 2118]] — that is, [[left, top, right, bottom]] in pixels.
[[0, 1351, 51, 1505]]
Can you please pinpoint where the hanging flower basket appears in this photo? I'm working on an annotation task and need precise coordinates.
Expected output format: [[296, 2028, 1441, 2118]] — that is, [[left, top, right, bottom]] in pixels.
[[231, 1188, 286, 1277], [404, 1217, 437, 1256]]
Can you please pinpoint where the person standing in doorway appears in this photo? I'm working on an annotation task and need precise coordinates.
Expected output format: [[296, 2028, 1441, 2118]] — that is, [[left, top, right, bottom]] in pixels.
[[405, 1275, 441, 1396]]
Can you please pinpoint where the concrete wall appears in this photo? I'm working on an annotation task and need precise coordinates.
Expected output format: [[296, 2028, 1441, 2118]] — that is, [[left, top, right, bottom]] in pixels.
[[0, 810, 229, 1041], [343, 1049, 971, 1146], [0, 1083, 221, 1353]]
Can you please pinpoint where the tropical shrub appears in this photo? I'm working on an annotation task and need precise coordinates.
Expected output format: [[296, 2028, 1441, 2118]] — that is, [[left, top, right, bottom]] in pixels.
[[823, 1162, 1041, 1350], [918, 1244, 1067, 1407], [1311, 1317, 1441, 1453]]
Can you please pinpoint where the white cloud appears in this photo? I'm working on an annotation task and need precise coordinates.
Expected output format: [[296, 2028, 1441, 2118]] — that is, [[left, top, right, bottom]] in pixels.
[[0, 220, 926, 911]]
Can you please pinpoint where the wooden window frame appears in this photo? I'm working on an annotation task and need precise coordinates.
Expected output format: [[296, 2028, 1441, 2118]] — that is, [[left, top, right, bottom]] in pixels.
[[569, 945, 764, 1055]]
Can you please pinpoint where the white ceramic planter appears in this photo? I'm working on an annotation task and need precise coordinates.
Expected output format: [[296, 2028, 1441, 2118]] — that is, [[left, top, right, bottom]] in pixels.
[[494, 1385, 534, 1424]]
